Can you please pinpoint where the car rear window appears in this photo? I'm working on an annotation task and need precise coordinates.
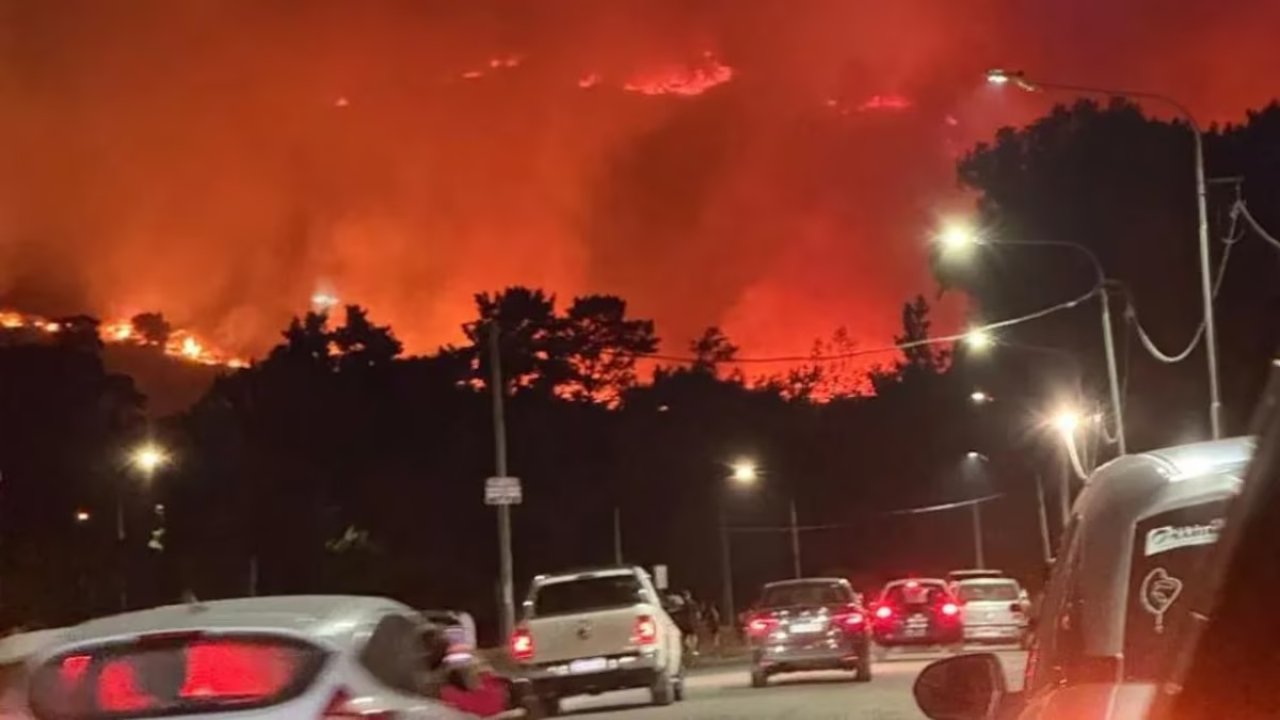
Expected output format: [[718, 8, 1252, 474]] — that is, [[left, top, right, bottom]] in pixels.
[[956, 581, 1020, 602], [1124, 499, 1229, 681], [533, 575, 645, 616], [760, 582, 853, 608], [27, 634, 327, 719], [883, 582, 948, 606]]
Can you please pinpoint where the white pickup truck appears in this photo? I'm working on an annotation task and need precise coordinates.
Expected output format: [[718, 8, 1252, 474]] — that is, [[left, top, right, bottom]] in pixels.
[[510, 566, 684, 715]]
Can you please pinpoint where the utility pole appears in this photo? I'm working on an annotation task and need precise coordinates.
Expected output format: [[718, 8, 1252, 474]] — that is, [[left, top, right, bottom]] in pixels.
[[788, 498, 802, 578], [1035, 474, 1053, 566], [719, 506, 734, 629], [489, 323, 515, 640], [612, 506, 623, 565], [971, 502, 986, 570]]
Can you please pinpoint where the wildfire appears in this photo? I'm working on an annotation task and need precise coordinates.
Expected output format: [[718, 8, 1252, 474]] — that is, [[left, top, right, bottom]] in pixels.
[[622, 52, 734, 97], [0, 309, 247, 369], [858, 93, 912, 112]]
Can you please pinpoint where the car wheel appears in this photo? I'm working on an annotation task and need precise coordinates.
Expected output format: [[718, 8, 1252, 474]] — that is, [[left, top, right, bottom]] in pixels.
[[674, 669, 686, 702], [750, 666, 769, 688], [872, 643, 888, 662], [651, 669, 676, 706], [854, 652, 873, 682]]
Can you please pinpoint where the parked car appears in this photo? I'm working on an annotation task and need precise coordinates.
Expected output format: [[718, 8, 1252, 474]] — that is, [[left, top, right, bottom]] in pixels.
[[913, 435, 1252, 719], [951, 577, 1029, 645], [871, 579, 964, 656], [22, 596, 475, 719], [510, 566, 683, 715], [744, 577, 872, 687], [0, 628, 66, 719]]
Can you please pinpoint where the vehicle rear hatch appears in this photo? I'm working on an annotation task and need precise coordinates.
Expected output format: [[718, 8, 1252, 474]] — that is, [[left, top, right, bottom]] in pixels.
[[956, 580, 1024, 627], [525, 573, 651, 664], [26, 631, 328, 719]]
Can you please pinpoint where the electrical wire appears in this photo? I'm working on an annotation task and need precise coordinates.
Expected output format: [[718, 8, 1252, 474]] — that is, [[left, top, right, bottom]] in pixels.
[[639, 282, 1101, 365], [1124, 213, 1241, 364], [1232, 200, 1280, 253]]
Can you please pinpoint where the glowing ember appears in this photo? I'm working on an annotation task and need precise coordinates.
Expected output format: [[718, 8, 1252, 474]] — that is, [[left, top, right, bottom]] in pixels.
[[858, 94, 912, 111], [104, 320, 135, 341], [180, 336, 202, 359], [0, 312, 23, 329], [623, 52, 733, 97]]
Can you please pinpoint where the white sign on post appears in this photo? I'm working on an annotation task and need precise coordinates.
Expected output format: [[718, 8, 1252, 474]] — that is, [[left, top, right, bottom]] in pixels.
[[485, 476, 522, 505], [654, 564, 669, 590]]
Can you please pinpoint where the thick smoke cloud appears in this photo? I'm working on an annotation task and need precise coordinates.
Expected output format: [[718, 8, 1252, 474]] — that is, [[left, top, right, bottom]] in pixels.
[[1, 0, 1278, 359]]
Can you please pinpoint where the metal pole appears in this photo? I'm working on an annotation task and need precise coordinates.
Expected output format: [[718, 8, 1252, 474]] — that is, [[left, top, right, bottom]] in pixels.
[[1193, 132, 1223, 439], [971, 502, 986, 569], [788, 497, 801, 578], [612, 506, 623, 565], [719, 505, 735, 628], [117, 490, 127, 610], [488, 323, 515, 640], [1059, 450, 1071, 528], [1035, 474, 1053, 565], [1099, 290, 1127, 454]]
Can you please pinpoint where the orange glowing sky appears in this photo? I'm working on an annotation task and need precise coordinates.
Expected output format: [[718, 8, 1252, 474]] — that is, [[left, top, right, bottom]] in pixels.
[[2, 0, 1278, 364]]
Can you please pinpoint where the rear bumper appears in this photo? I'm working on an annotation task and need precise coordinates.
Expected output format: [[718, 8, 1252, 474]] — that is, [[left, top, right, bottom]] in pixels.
[[963, 623, 1026, 642], [518, 653, 661, 696], [753, 636, 868, 672], [873, 626, 963, 646]]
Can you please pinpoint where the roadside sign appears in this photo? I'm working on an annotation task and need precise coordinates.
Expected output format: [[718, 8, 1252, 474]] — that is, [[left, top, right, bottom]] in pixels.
[[654, 564, 669, 590], [485, 476, 522, 505]]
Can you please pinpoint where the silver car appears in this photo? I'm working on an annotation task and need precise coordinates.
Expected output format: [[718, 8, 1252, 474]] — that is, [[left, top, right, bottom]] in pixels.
[[952, 578, 1027, 645], [745, 578, 872, 686]]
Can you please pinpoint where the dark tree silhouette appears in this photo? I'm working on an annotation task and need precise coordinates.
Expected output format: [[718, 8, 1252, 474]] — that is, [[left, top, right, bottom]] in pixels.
[[130, 312, 172, 347], [690, 326, 738, 376], [561, 295, 658, 403]]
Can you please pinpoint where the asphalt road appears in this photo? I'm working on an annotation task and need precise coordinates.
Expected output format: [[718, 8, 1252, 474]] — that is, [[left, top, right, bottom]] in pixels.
[[554, 649, 1027, 720]]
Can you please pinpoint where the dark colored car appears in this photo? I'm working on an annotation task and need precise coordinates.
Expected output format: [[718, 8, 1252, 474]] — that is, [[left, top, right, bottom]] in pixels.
[[744, 578, 871, 687], [871, 579, 964, 655]]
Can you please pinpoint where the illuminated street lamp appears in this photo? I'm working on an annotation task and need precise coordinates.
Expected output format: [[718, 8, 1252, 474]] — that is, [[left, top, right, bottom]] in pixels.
[[129, 443, 170, 478], [970, 390, 992, 404], [937, 220, 1126, 454], [730, 459, 760, 486], [965, 328, 994, 352], [75, 510, 91, 523], [1052, 410, 1081, 437], [985, 67, 1220, 440]]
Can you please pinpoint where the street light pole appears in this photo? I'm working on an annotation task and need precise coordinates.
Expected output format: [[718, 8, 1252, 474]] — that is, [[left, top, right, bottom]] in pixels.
[[788, 497, 801, 579], [970, 502, 986, 570], [947, 235, 1127, 453], [987, 69, 1221, 439], [488, 322, 515, 641], [718, 504, 735, 628]]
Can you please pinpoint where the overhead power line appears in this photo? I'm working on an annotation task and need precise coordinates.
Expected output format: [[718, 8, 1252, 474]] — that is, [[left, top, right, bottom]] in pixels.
[[639, 283, 1101, 366]]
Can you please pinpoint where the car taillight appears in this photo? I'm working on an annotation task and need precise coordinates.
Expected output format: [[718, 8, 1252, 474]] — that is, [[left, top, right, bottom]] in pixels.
[[632, 615, 659, 645], [941, 602, 960, 617], [874, 605, 894, 620], [833, 608, 865, 630], [746, 615, 779, 638], [322, 689, 399, 719], [510, 626, 535, 661], [1010, 602, 1025, 614]]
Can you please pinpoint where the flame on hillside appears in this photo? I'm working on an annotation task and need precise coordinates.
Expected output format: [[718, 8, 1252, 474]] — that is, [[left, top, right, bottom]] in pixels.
[[0, 309, 247, 369]]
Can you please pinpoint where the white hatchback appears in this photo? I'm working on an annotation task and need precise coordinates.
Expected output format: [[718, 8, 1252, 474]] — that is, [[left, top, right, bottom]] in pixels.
[[22, 596, 471, 719]]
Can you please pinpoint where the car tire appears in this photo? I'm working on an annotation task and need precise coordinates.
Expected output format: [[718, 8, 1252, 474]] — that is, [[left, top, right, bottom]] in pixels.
[[674, 669, 686, 702], [872, 643, 888, 662], [535, 693, 561, 718], [854, 652, 873, 682], [651, 669, 676, 706], [750, 666, 769, 688]]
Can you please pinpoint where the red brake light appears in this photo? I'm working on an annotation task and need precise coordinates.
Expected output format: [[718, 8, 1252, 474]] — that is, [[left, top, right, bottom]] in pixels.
[[510, 627, 535, 662], [941, 602, 960, 617], [632, 615, 659, 645], [833, 607, 865, 630], [323, 688, 399, 719], [874, 605, 893, 620], [746, 614, 779, 638]]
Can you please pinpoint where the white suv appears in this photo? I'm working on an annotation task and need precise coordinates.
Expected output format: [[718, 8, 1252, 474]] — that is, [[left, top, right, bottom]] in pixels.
[[511, 566, 684, 714]]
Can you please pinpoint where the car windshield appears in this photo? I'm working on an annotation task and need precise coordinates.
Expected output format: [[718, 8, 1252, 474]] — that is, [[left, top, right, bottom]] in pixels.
[[533, 576, 646, 616], [956, 581, 1020, 602], [760, 582, 853, 608]]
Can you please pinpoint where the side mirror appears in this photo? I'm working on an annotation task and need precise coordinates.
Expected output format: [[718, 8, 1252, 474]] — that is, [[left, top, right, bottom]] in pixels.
[[913, 653, 1007, 720]]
